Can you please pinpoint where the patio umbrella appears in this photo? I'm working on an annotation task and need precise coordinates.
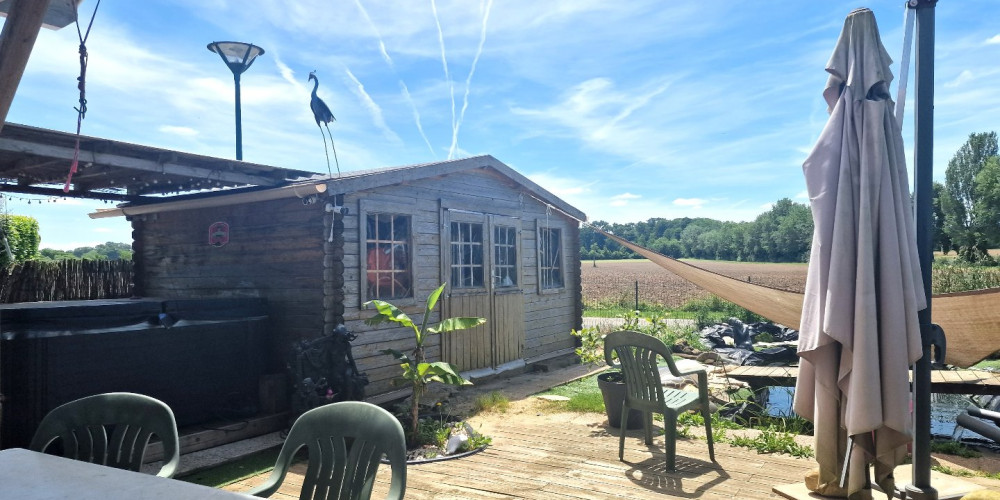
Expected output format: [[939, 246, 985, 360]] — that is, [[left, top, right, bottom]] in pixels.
[[792, 8, 927, 499]]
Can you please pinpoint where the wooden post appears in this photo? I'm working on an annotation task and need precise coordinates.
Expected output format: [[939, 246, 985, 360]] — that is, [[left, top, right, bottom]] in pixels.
[[0, 0, 50, 440], [0, 0, 53, 133]]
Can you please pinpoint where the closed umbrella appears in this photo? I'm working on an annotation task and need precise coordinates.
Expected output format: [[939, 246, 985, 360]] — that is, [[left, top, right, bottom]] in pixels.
[[792, 8, 927, 499]]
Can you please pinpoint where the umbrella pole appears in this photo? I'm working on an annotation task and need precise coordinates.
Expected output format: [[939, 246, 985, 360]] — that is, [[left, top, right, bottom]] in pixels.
[[908, 1, 938, 499]]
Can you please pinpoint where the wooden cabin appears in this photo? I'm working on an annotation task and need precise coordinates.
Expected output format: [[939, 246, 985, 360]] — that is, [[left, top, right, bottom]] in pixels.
[[96, 155, 586, 400]]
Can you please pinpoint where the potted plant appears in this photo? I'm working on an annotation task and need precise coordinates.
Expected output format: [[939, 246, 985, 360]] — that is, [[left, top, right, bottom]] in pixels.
[[365, 282, 487, 447], [572, 325, 643, 429]]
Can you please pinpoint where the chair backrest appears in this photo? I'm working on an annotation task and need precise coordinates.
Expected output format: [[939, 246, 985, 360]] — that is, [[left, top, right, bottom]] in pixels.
[[604, 330, 678, 412], [263, 401, 407, 500], [29, 392, 180, 478]]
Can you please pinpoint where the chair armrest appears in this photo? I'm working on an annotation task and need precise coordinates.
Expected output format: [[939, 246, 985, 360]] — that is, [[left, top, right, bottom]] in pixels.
[[245, 470, 285, 498], [674, 367, 705, 377]]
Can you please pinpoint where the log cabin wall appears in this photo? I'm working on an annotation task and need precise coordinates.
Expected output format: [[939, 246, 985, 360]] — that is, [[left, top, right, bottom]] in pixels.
[[336, 167, 581, 396], [133, 196, 327, 372]]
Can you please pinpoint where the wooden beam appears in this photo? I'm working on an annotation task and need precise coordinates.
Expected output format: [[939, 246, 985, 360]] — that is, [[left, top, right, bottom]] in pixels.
[[0, 0, 52, 133], [0, 136, 285, 186]]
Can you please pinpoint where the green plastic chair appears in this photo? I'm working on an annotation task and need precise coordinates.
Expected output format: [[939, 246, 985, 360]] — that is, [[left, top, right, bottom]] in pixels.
[[604, 330, 715, 471], [29, 392, 181, 478], [248, 401, 406, 500]]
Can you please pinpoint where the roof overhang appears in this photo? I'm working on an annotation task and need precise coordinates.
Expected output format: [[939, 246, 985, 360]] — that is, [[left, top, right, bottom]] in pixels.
[[0, 123, 320, 202], [89, 181, 327, 219]]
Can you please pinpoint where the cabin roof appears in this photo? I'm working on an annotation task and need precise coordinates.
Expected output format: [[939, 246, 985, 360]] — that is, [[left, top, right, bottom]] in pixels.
[[320, 155, 586, 221], [90, 155, 587, 222]]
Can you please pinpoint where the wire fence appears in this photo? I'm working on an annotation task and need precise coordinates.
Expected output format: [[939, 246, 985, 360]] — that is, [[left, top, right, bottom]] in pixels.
[[581, 270, 711, 315]]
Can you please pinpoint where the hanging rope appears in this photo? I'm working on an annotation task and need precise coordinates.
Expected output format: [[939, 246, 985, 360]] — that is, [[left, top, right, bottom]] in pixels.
[[63, 0, 102, 193]]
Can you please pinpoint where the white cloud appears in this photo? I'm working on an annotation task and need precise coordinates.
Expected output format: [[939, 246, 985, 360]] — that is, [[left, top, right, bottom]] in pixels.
[[986, 34, 1000, 45], [609, 192, 641, 207], [795, 190, 809, 200], [159, 125, 199, 137], [344, 68, 401, 143], [945, 70, 974, 88], [673, 198, 706, 208]]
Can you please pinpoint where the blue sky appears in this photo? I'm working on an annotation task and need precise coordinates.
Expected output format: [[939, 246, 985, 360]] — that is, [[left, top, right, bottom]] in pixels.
[[3, 1, 1000, 250]]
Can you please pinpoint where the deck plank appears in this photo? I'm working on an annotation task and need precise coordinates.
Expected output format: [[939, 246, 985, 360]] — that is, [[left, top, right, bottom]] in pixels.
[[221, 364, 1000, 499]]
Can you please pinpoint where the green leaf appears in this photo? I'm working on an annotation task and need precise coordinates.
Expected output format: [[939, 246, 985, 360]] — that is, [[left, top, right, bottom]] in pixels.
[[417, 283, 448, 344], [364, 300, 415, 329], [380, 349, 412, 364], [427, 317, 486, 334], [417, 362, 473, 386]]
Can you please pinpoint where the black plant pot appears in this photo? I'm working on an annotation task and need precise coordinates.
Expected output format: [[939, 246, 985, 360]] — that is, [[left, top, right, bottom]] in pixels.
[[597, 372, 643, 430]]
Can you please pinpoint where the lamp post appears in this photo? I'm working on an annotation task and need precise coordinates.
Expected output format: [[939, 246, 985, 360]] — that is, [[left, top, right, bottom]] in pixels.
[[207, 41, 265, 161]]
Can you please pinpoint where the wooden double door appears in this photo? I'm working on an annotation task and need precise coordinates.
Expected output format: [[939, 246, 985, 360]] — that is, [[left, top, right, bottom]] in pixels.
[[440, 209, 525, 372]]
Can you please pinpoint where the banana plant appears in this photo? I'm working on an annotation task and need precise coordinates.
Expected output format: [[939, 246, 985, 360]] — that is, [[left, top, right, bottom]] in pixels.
[[364, 282, 486, 443]]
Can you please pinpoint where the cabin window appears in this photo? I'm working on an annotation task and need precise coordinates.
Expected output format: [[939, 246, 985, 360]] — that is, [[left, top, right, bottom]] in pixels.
[[365, 213, 412, 300], [538, 227, 563, 289], [493, 225, 518, 288], [450, 221, 484, 288]]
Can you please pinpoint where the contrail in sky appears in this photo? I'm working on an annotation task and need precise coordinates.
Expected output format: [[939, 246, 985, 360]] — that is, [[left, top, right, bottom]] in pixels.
[[399, 81, 436, 156], [430, 0, 457, 159], [450, 0, 493, 159], [354, 0, 436, 157], [345, 67, 401, 143]]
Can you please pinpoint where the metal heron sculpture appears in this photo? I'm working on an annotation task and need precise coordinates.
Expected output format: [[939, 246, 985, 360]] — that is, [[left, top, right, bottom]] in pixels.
[[308, 71, 340, 176]]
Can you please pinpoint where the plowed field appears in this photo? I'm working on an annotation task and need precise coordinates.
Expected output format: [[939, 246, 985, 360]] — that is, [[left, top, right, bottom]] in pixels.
[[581, 259, 808, 309]]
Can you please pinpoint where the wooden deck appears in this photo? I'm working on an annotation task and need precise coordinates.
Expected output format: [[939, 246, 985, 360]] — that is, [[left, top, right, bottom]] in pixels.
[[724, 366, 1000, 395], [221, 365, 1000, 499]]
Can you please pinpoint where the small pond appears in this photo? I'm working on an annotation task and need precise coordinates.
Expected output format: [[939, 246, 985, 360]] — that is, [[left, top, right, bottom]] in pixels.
[[760, 386, 999, 450]]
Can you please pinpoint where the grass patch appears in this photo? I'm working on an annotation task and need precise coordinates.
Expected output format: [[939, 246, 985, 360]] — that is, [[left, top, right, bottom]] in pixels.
[[538, 373, 606, 413], [472, 391, 510, 414], [584, 294, 766, 330], [930, 440, 982, 458], [973, 358, 1000, 371], [178, 446, 281, 488], [565, 391, 607, 413], [930, 464, 1000, 481], [677, 295, 765, 329], [729, 427, 814, 458]]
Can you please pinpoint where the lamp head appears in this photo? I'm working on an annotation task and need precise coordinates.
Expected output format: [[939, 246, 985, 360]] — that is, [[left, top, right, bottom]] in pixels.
[[207, 41, 265, 76]]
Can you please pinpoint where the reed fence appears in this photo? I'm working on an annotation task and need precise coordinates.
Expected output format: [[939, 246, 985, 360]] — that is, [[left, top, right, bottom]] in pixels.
[[0, 259, 133, 303]]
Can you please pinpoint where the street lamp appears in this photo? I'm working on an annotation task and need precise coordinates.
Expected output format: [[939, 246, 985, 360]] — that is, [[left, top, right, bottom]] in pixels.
[[207, 41, 265, 161]]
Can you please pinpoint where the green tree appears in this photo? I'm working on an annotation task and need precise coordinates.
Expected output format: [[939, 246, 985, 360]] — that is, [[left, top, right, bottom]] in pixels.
[[942, 132, 998, 262], [94, 242, 133, 260], [38, 248, 77, 261], [0, 214, 41, 267], [931, 182, 953, 254], [973, 156, 1000, 247]]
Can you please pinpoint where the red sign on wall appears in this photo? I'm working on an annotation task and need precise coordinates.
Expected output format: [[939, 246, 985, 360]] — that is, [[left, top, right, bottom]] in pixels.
[[208, 222, 230, 247]]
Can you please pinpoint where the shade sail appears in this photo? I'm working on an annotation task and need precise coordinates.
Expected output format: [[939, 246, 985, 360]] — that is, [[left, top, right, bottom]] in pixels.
[[596, 229, 1000, 368]]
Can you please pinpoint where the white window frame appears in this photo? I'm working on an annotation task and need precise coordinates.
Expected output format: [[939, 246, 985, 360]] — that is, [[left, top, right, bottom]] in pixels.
[[536, 223, 565, 293], [359, 200, 415, 307]]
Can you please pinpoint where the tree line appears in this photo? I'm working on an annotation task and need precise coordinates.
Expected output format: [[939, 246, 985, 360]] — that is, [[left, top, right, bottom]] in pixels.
[[584, 131, 1000, 265], [582, 198, 814, 263]]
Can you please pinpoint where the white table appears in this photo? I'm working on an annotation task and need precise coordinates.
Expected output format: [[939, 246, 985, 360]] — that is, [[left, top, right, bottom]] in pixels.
[[0, 448, 257, 499]]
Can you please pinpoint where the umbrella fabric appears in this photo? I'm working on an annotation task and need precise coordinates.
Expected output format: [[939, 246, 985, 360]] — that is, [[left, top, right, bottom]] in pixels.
[[792, 8, 926, 499]]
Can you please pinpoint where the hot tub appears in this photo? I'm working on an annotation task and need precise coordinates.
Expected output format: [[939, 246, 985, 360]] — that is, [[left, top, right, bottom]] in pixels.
[[1, 297, 268, 449]]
